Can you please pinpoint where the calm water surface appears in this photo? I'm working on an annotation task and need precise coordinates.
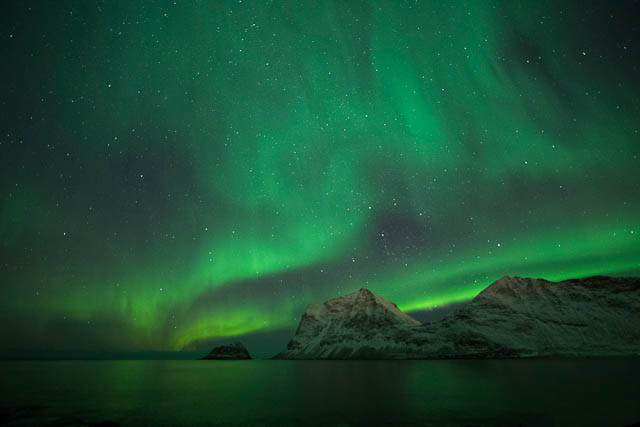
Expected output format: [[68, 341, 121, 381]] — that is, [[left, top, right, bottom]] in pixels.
[[1, 359, 639, 426]]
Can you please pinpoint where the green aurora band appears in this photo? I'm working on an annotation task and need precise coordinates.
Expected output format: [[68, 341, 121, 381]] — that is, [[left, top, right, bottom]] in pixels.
[[1, 1, 639, 355]]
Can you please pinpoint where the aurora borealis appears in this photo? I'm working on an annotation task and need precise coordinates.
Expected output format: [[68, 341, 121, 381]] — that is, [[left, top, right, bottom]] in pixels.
[[1, 1, 639, 357]]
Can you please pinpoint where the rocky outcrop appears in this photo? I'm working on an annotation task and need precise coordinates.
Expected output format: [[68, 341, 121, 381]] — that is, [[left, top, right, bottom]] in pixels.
[[201, 342, 251, 360], [275, 276, 640, 359]]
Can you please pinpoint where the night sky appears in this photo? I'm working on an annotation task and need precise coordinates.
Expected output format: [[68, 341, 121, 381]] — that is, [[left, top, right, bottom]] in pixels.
[[1, 1, 639, 357]]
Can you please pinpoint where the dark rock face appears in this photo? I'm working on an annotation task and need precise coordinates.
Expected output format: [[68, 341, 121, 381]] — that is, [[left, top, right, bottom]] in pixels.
[[201, 342, 251, 360], [276, 276, 640, 359], [430, 275, 640, 358]]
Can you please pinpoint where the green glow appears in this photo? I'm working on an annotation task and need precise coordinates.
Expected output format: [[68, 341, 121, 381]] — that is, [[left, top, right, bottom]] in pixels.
[[1, 1, 639, 354]]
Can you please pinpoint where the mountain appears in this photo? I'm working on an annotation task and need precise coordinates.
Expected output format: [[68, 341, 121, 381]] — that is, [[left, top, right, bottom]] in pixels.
[[276, 288, 420, 359], [275, 276, 640, 359], [201, 342, 251, 360]]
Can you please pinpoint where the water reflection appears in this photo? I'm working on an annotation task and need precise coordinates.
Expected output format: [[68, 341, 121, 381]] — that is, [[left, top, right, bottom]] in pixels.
[[1, 359, 639, 426]]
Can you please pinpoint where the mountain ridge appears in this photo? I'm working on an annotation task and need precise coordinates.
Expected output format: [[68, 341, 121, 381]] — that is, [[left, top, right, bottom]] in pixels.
[[275, 275, 640, 359]]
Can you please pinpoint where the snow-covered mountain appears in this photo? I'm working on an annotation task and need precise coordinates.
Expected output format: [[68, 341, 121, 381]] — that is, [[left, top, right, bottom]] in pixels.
[[276, 288, 420, 359], [275, 276, 640, 359]]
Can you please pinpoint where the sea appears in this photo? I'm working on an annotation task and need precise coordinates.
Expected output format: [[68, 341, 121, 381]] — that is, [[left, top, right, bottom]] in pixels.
[[1, 359, 639, 426]]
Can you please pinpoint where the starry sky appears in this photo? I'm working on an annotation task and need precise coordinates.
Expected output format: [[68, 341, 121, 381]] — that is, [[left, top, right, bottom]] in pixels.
[[1, 1, 639, 358]]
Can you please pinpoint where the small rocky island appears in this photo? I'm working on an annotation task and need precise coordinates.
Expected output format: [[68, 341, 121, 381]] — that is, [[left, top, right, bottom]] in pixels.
[[201, 342, 251, 360]]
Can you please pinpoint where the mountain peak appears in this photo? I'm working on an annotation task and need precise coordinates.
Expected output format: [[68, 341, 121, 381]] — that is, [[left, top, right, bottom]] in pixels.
[[478, 275, 636, 300], [477, 275, 538, 298], [276, 288, 420, 359]]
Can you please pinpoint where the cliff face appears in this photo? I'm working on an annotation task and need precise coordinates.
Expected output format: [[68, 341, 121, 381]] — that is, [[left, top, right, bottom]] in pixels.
[[202, 342, 251, 360], [276, 276, 640, 359]]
